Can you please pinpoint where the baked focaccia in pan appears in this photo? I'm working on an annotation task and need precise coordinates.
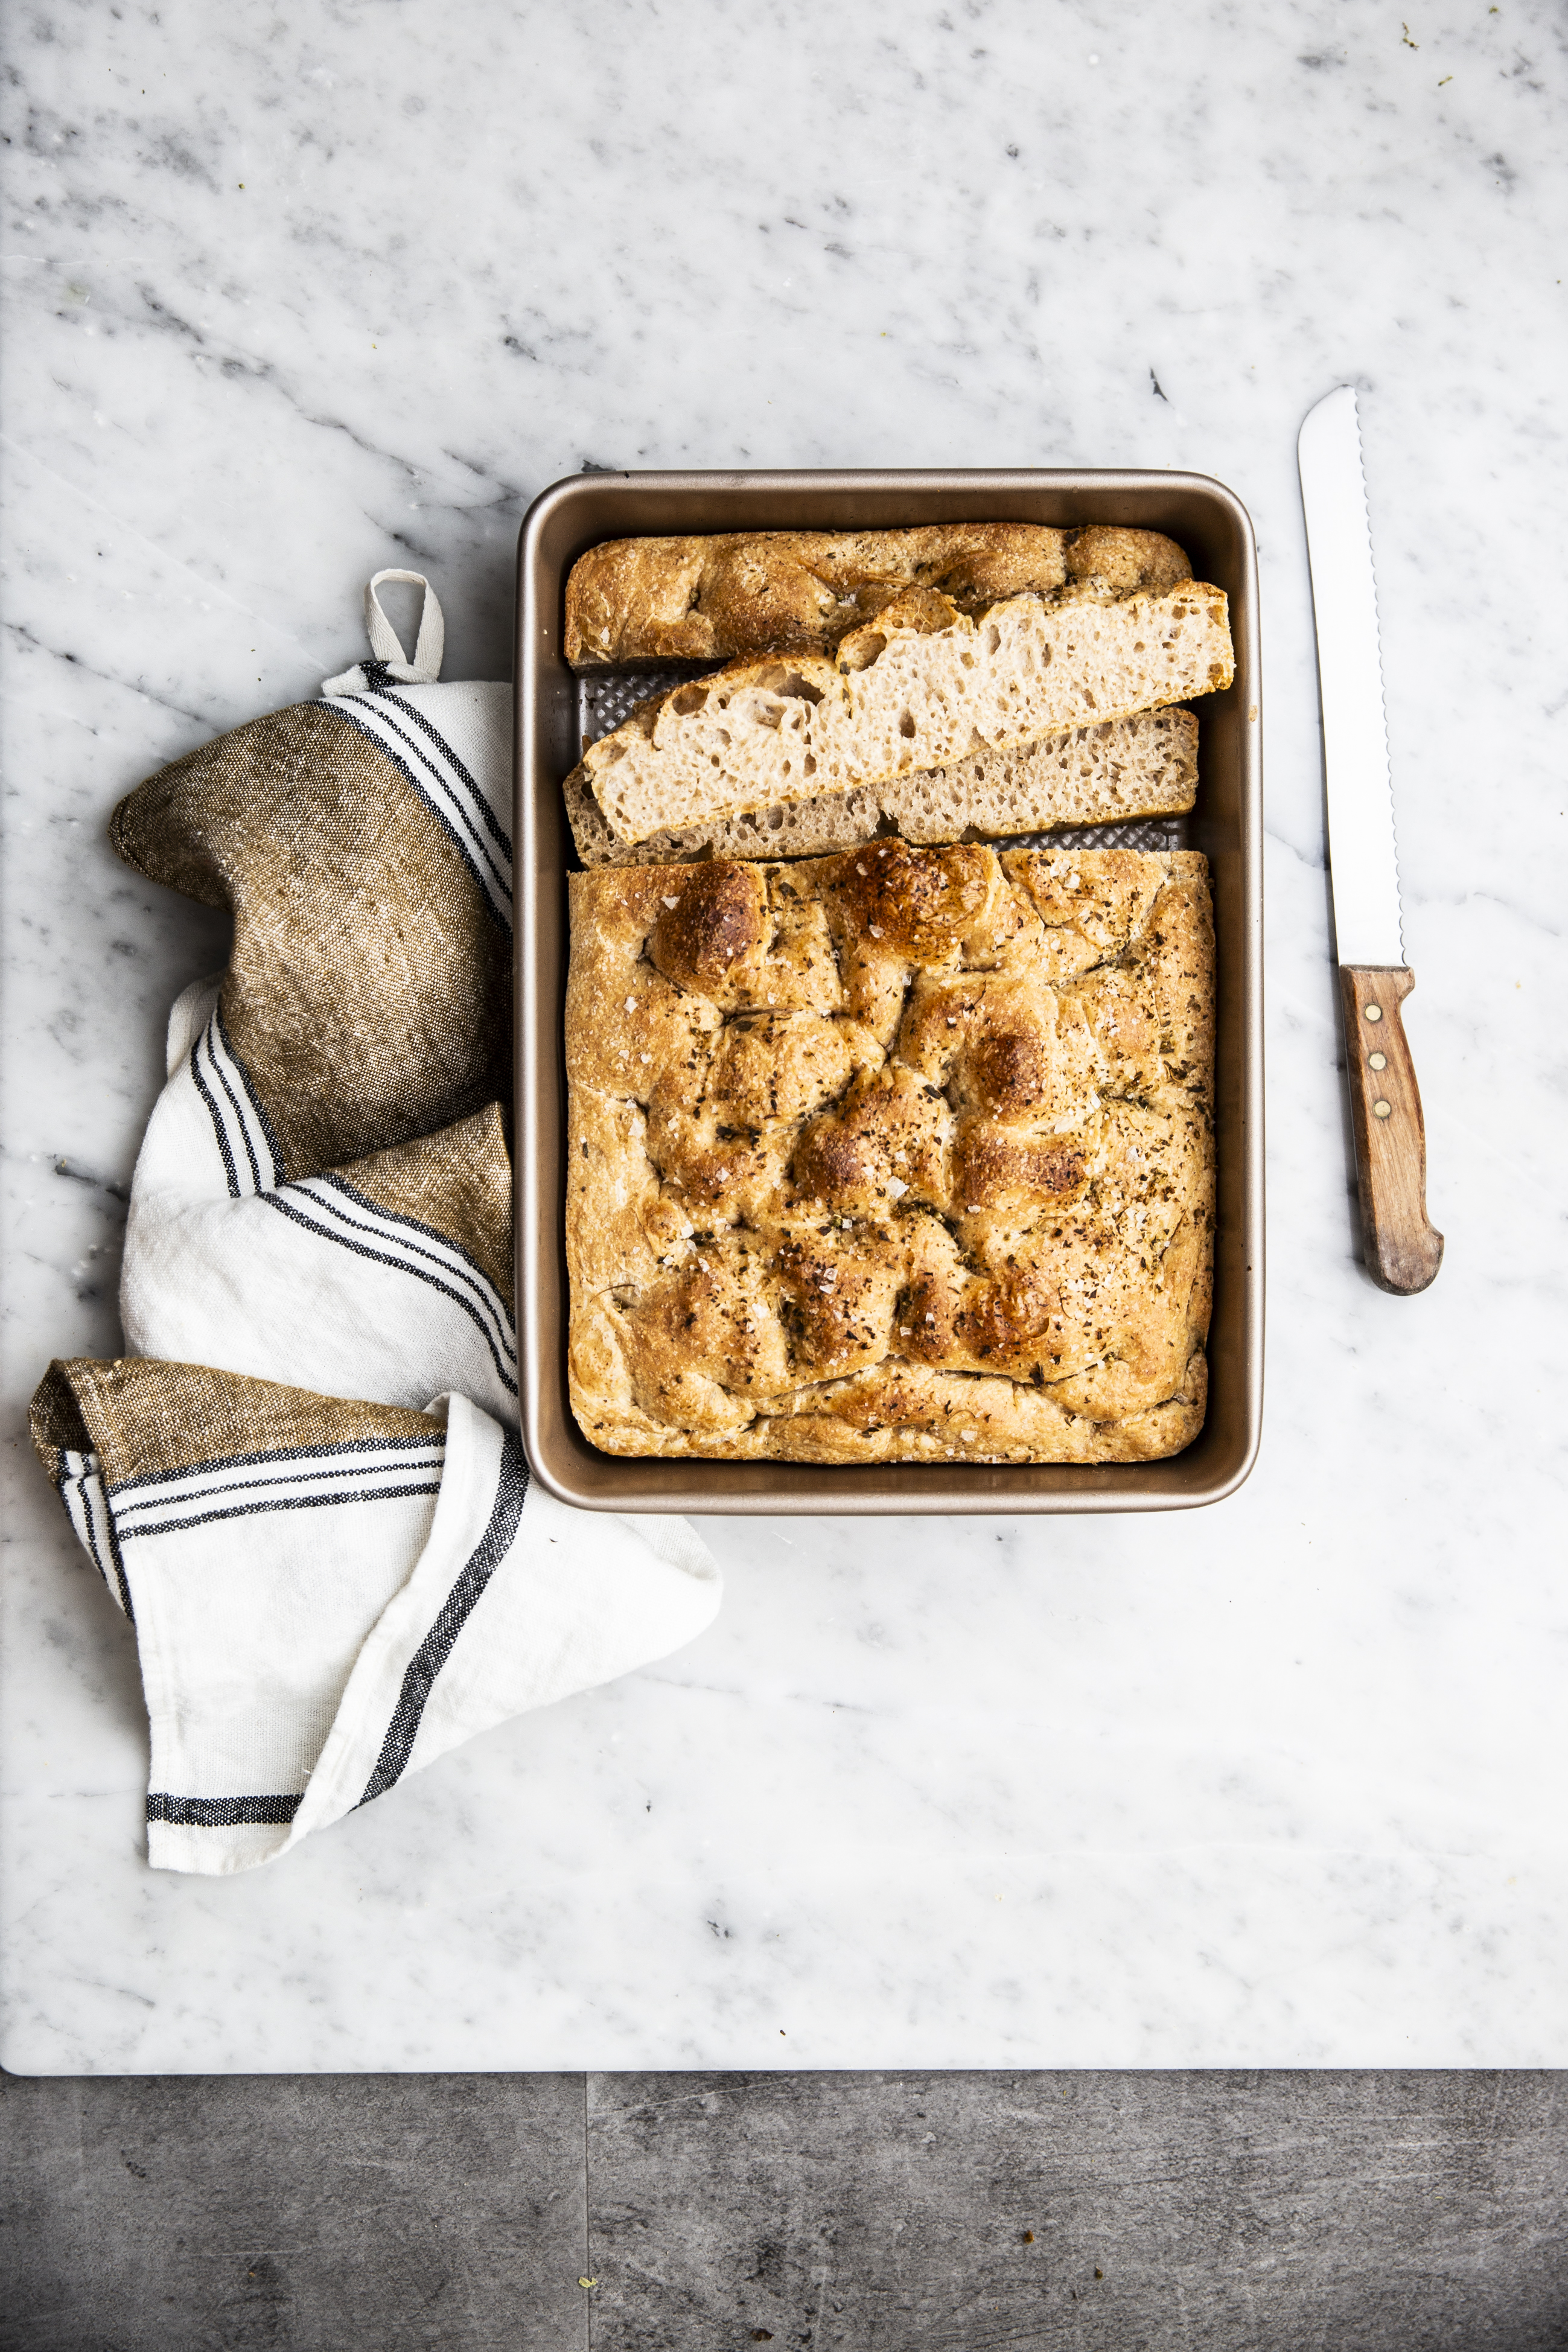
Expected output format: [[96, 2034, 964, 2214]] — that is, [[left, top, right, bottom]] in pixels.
[[565, 841, 1213, 1465]]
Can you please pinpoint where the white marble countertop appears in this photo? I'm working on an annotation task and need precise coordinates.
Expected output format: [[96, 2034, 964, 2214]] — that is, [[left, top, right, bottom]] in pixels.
[[4, 0, 1565, 2072]]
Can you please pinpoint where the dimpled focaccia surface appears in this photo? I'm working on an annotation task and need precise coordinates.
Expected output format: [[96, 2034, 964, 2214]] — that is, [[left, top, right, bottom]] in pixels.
[[566, 843, 1214, 1464]]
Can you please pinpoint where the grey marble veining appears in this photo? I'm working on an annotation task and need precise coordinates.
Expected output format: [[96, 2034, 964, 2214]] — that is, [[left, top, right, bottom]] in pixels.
[[2, 0, 1566, 2071]]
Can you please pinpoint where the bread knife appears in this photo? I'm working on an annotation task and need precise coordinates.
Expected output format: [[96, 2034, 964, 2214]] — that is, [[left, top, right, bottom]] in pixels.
[[1298, 385, 1442, 1294]]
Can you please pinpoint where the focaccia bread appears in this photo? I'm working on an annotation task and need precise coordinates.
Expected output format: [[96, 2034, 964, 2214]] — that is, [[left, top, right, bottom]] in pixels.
[[575, 578, 1232, 845], [566, 842, 1214, 1464], [565, 706, 1198, 867], [566, 523, 1192, 668]]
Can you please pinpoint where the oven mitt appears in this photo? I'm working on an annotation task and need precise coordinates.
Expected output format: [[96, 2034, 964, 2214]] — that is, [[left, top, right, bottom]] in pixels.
[[109, 570, 517, 1413], [29, 572, 722, 1873]]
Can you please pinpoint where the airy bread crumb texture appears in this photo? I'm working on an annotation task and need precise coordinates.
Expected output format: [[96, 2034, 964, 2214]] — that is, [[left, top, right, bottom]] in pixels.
[[565, 706, 1197, 866], [566, 523, 1192, 668], [578, 578, 1232, 845], [566, 843, 1214, 1464]]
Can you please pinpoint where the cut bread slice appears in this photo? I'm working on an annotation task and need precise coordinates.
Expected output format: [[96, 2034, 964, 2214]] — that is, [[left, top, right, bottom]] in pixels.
[[566, 523, 1192, 667], [579, 579, 1232, 845], [565, 706, 1197, 866]]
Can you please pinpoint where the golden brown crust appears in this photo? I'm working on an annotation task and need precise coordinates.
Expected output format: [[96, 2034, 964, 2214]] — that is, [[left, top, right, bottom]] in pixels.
[[565, 525, 1192, 668], [566, 845, 1214, 1465]]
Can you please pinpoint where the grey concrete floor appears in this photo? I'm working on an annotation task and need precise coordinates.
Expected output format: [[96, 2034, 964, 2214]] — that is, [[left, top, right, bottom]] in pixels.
[[2, 2073, 1566, 2350]]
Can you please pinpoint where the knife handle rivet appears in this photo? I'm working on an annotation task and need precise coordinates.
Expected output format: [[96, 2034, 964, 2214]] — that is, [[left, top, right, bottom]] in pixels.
[[1373, 1099, 1392, 1120], [1369, 1051, 1387, 1070], [1365, 1004, 1383, 1022]]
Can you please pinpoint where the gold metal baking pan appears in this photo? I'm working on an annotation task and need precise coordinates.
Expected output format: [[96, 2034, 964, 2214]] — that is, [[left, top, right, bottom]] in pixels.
[[515, 470, 1263, 1513]]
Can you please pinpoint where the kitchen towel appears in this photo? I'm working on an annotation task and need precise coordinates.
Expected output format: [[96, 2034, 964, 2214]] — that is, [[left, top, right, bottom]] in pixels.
[[28, 573, 721, 1875]]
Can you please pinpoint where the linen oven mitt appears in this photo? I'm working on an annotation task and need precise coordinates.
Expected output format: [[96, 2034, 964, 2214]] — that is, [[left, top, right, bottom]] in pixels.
[[29, 573, 721, 1875], [113, 569, 517, 1416]]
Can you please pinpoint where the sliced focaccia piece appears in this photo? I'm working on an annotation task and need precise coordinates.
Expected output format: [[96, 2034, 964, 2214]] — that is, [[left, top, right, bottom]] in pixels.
[[564, 706, 1197, 865], [576, 578, 1232, 846], [565, 522, 1191, 667]]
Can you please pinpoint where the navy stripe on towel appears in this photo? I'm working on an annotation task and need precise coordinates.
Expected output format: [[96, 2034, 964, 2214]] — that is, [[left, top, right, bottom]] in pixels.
[[147, 1793, 303, 1827], [359, 1430, 529, 1806]]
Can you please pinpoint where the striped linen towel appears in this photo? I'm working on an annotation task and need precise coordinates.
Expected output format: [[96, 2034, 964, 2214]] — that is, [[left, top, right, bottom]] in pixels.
[[28, 574, 720, 1876]]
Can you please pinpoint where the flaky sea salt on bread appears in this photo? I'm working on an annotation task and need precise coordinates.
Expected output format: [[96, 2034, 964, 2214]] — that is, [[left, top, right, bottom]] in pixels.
[[577, 574, 1232, 847]]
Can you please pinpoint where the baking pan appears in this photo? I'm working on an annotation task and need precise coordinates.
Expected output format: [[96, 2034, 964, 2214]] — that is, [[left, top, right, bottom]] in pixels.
[[515, 470, 1263, 1512]]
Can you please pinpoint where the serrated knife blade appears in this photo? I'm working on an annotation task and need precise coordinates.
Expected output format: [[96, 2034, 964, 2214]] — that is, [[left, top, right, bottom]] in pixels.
[[1298, 386, 1405, 966], [1298, 385, 1442, 1293]]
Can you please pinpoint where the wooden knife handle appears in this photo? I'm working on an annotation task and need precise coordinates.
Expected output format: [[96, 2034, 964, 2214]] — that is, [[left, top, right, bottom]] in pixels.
[[1337, 965, 1443, 1294]]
